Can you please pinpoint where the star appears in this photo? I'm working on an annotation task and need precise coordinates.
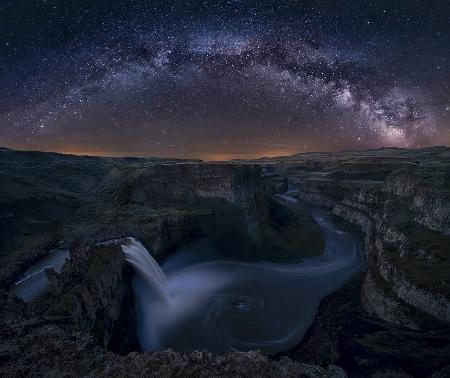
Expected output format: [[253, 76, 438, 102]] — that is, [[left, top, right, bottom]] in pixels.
[[0, 1, 447, 158]]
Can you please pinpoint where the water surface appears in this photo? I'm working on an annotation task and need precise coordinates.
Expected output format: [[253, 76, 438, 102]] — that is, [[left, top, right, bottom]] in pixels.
[[12, 249, 70, 302], [125, 203, 364, 354]]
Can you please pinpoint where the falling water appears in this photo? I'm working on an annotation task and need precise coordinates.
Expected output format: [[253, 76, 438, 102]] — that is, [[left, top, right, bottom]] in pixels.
[[121, 237, 234, 351], [122, 206, 364, 354], [121, 238, 169, 303]]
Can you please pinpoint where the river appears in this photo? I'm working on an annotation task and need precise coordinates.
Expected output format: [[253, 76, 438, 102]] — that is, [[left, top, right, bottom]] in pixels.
[[126, 196, 364, 354]]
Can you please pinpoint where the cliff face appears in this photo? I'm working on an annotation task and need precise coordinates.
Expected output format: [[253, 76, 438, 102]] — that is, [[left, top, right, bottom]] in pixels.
[[333, 169, 450, 328], [102, 163, 262, 205], [0, 150, 263, 289], [40, 241, 138, 352], [262, 147, 450, 330], [384, 168, 450, 236]]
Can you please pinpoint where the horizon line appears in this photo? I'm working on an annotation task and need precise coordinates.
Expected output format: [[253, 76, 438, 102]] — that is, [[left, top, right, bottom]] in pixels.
[[1, 144, 449, 162]]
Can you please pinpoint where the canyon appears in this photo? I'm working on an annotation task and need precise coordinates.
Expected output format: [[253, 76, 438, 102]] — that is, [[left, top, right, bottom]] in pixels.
[[255, 147, 450, 330], [0, 146, 449, 377]]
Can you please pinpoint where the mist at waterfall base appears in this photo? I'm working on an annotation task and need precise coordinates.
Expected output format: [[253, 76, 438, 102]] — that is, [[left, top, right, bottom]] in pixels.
[[122, 208, 363, 354]]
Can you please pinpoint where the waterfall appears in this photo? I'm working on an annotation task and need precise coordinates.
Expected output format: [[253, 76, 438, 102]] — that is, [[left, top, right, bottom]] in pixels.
[[121, 238, 169, 303], [121, 217, 363, 353]]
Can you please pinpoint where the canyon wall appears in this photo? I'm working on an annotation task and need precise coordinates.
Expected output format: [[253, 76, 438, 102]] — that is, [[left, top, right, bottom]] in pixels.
[[267, 148, 450, 330], [102, 163, 262, 205]]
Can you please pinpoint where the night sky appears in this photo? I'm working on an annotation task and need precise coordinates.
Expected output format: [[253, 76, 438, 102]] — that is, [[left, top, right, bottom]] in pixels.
[[1, 1, 449, 160]]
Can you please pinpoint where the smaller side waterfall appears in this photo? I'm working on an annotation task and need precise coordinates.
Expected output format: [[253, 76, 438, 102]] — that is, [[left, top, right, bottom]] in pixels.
[[12, 249, 70, 302], [121, 238, 169, 303]]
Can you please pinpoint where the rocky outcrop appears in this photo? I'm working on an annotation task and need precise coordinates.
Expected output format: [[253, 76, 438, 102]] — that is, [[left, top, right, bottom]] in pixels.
[[362, 270, 421, 329], [384, 168, 450, 236], [334, 185, 450, 328], [24, 240, 139, 353], [0, 319, 347, 378], [99, 351, 347, 378]]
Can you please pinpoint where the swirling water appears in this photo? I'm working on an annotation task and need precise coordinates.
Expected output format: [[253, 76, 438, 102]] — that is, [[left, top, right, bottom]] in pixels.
[[123, 204, 364, 354]]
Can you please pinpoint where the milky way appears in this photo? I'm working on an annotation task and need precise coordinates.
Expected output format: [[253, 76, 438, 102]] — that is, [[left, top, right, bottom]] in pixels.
[[0, 1, 449, 159]]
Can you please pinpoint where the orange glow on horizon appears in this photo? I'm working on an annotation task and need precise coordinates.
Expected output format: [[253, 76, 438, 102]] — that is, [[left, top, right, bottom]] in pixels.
[[4, 141, 449, 161], [6, 145, 305, 161]]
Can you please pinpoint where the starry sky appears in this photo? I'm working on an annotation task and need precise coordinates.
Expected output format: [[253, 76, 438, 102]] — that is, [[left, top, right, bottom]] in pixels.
[[0, 1, 449, 160]]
